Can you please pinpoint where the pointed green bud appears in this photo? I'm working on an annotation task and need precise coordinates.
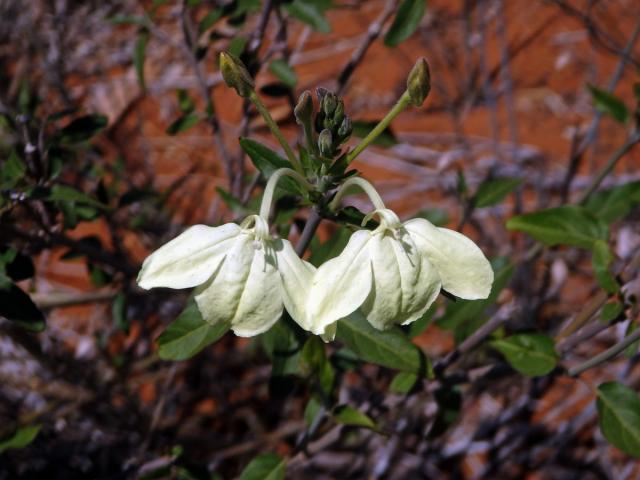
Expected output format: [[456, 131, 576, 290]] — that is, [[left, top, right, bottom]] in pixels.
[[407, 58, 431, 107], [333, 100, 345, 125], [322, 92, 337, 117], [337, 117, 352, 141], [219, 51, 255, 98], [294, 91, 313, 125], [318, 129, 333, 157]]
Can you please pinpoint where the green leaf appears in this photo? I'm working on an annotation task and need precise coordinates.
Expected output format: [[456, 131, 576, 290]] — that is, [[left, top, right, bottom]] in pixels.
[[596, 381, 640, 457], [300, 336, 334, 396], [0, 284, 46, 332], [584, 181, 640, 224], [134, 32, 149, 90], [592, 240, 618, 294], [601, 301, 623, 323], [384, 0, 426, 47], [108, 15, 147, 26], [112, 292, 128, 332], [352, 120, 397, 147], [389, 371, 419, 394], [0, 424, 42, 453], [588, 84, 629, 123], [284, 1, 331, 33], [177, 89, 195, 113], [60, 115, 108, 143], [157, 299, 229, 361], [198, 8, 223, 33], [336, 311, 432, 376], [166, 113, 200, 135], [333, 405, 378, 431], [227, 36, 248, 57], [48, 185, 107, 209], [268, 59, 298, 88], [474, 177, 523, 208], [506, 205, 608, 250], [239, 138, 300, 194], [491, 333, 558, 377], [239, 453, 285, 480], [624, 322, 640, 358], [1, 150, 26, 188]]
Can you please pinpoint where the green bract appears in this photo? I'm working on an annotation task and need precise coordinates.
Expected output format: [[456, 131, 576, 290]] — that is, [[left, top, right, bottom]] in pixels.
[[304, 208, 493, 337], [137, 215, 315, 337]]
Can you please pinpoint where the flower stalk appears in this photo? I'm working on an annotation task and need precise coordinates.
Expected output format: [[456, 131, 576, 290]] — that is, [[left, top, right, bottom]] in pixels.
[[329, 176, 386, 212], [259, 168, 314, 221]]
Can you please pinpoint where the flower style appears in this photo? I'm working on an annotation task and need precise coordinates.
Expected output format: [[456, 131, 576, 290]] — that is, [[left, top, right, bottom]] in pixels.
[[303, 179, 494, 337], [137, 169, 316, 337]]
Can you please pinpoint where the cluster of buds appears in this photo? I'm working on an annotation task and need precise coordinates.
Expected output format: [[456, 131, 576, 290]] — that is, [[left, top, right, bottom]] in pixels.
[[314, 89, 353, 158], [294, 88, 353, 162]]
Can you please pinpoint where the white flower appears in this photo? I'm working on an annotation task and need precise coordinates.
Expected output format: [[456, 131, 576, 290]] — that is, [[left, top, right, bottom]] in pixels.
[[306, 209, 493, 336], [137, 215, 315, 337]]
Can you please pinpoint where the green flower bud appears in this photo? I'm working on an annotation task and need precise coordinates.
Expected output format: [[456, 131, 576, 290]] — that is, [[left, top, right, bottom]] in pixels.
[[337, 117, 352, 141], [219, 51, 255, 98], [322, 92, 338, 117], [318, 129, 333, 157], [407, 58, 431, 107], [333, 100, 344, 124], [294, 91, 313, 125]]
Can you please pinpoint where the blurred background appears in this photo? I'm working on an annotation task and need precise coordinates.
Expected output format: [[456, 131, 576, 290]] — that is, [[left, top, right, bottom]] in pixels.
[[1, 0, 639, 478]]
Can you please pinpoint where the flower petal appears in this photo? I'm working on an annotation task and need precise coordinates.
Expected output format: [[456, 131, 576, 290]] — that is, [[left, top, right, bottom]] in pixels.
[[306, 230, 373, 335], [273, 239, 316, 331], [194, 234, 283, 336], [405, 219, 493, 299], [137, 224, 241, 290], [360, 231, 441, 330]]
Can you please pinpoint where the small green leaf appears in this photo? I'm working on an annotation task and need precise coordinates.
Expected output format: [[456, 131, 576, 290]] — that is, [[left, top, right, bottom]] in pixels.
[[491, 333, 558, 377], [227, 36, 248, 57], [198, 8, 223, 33], [108, 15, 147, 26], [474, 177, 523, 208], [592, 240, 618, 294], [584, 181, 640, 224], [177, 89, 195, 113], [596, 381, 640, 457], [48, 185, 107, 209], [384, 0, 426, 47], [333, 405, 378, 431], [239, 138, 300, 194], [157, 299, 229, 361], [336, 311, 432, 376], [506, 205, 608, 250], [601, 301, 624, 323], [239, 453, 285, 480], [1, 150, 27, 188], [268, 59, 298, 88], [0, 284, 46, 332], [112, 292, 128, 332], [284, 1, 331, 33], [60, 115, 108, 143], [389, 371, 419, 394], [0, 424, 42, 453], [588, 84, 629, 123], [134, 32, 149, 90], [166, 113, 200, 135]]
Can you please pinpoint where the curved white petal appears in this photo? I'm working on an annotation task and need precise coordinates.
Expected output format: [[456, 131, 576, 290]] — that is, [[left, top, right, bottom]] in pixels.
[[194, 234, 283, 336], [137, 224, 241, 290], [306, 230, 373, 335], [361, 230, 441, 330], [273, 238, 316, 331], [404, 218, 493, 300]]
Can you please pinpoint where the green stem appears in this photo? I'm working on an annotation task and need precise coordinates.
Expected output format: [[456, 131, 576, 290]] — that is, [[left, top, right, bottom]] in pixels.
[[259, 168, 313, 221], [249, 91, 303, 175], [346, 90, 412, 164], [568, 326, 640, 376], [329, 177, 386, 212], [578, 132, 640, 204]]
